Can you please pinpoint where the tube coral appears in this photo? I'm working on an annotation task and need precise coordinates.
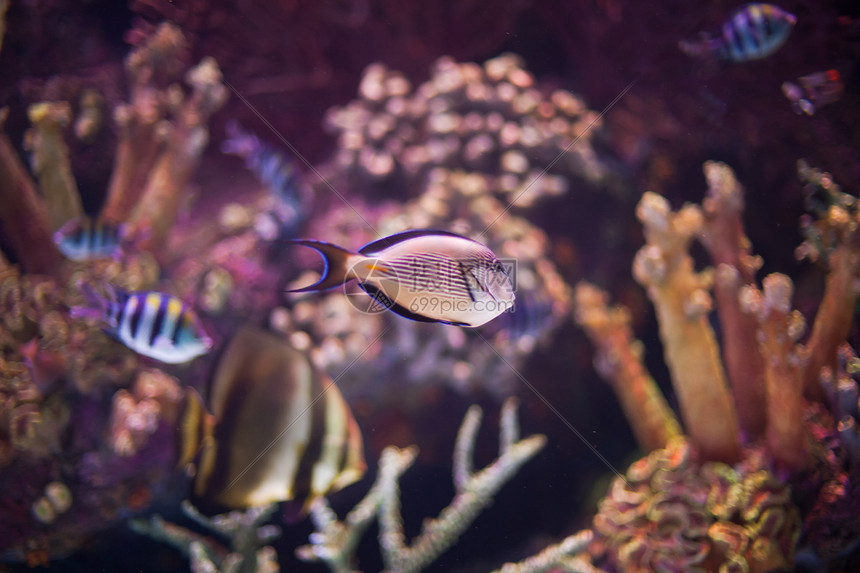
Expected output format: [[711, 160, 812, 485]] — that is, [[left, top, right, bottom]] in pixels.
[[568, 160, 860, 571], [632, 189, 741, 463]]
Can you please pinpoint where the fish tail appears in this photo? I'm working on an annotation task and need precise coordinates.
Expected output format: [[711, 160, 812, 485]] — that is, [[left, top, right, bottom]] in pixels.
[[69, 281, 111, 320], [286, 240, 357, 292]]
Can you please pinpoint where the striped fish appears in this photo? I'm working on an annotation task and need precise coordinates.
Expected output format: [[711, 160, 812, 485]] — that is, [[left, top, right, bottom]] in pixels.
[[176, 325, 365, 512], [221, 121, 311, 239], [286, 229, 516, 327], [53, 217, 125, 261], [72, 284, 213, 364], [680, 3, 796, 63]]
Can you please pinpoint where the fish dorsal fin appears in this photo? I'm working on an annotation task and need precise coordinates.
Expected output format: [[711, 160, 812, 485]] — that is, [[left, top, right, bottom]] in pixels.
[[358, 229, 472, 256]]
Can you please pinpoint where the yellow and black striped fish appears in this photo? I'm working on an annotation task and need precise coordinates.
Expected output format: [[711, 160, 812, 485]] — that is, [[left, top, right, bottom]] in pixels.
[[177, 325, 365, 512], [72, 284, 212, 364]]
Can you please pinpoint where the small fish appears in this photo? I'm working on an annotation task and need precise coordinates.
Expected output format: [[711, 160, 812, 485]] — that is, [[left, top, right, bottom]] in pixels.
[[221, 121, 311, 239], [177, 325, 365, 512], [72, 284, 213, 364], [782, 69, 844, 115], [286, 229, 515, 327], [53, 217, 125, 261], [680, 3, 796, 63]]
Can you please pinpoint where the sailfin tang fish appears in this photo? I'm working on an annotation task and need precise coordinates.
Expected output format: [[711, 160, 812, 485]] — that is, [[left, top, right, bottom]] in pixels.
[[179, 325, 365, 512], [71, 283, 213, 364], [53, 217, 125, 261], [286, 229, 516, 327], [680, 3, 796, 63]]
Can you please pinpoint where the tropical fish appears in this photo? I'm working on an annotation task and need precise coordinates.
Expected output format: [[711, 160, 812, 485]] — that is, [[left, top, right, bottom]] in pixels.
[[286, 229, 516, 327], [221, 121, 311, 239], [176, 325, 365, 511], [782, 69, 844, 115], [71, 284, 213, 364], [680, 3, 796, 63], [53, 217, 125, 261]]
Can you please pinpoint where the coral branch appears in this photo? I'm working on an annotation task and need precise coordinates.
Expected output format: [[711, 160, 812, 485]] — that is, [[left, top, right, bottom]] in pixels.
[[632, 191, 741, 462], [379, 399, 546, 572], [699, 161, 767, 438], [492, 529, 595, 573], [125, 56, 228, 252], [296, 449, 417, 573], [573, 281, 682, 452], [795, 161, 860, 400], [130, 501, 280, 573], [740, 274, 810, 472], [299, 398, 546, 573], [803, 245, 860, 398], [0, 109, 62, 273], [100, 22, 188, 225], [24, 102, 84, 230]]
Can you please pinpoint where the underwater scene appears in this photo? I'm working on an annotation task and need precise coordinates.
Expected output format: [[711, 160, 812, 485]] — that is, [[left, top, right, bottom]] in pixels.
[[1, 0, 860, 571]]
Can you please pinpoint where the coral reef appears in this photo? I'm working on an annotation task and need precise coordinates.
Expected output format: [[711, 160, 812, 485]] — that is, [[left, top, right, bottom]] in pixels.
[[570, 161, 860, 571], [132, 399, 557, 573], [128, 0, 537, 163], [0, 22, 228, 564], [276, 53, 612, 404], [324, 53, 613, 205]]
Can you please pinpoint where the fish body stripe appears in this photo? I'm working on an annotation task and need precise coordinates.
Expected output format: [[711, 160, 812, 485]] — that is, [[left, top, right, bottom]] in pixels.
[[190, 326, 364, 511], [55, 218, 123, 260], [118, 295, 140, 345], [380, 256, 475, 299], [97, 290, 210, 363], [717, 3, 795, 62], [165, 297, 184, 344]]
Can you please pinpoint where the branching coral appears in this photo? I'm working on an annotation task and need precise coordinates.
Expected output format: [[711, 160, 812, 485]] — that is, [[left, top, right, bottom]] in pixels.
[[297, 398, 551, 572], [570, 160, 860, 571], [632, 186, 742, 463], [130, 501, 281, 573]]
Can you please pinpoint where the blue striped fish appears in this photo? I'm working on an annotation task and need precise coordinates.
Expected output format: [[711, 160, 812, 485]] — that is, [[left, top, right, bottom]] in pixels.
[[221, 121, 311, 239], [286, 229, 515, 327], [680, 3, 796, 63], [72, 284, 213, 364], [53, 217, 125, 261]]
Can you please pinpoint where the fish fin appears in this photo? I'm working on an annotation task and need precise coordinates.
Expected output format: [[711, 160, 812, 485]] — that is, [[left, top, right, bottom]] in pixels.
[[175, 387, 216, 470], [52, 216, 86, 244], [285, 240, 357, 292], [70, 281, 114, 321], [359, 283, 470, 326], [357, 229, 472, 256]]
